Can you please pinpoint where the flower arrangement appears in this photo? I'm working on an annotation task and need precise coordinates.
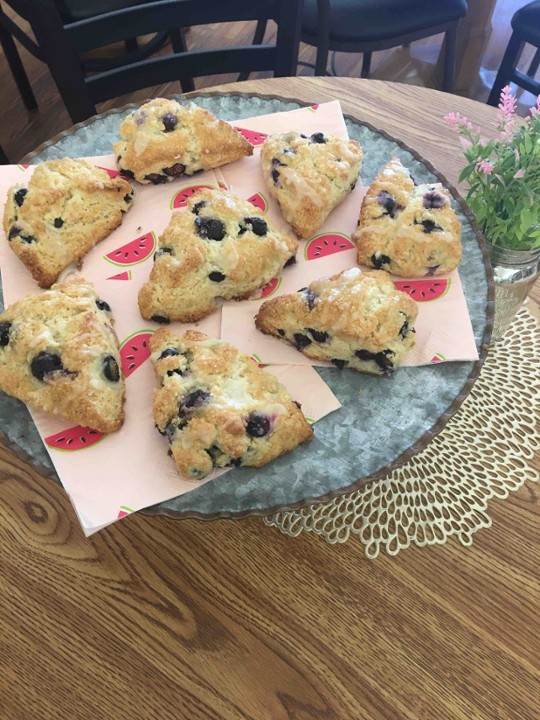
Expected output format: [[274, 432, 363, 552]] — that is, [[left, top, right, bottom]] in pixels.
[[445, 87, 540, 251]]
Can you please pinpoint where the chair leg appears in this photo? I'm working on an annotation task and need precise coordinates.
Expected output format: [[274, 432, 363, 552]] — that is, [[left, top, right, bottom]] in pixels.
[[239, 19, 268, 81], [315, 36, 330, 75], [171, 29, 195, 93], [0, 24, 37, 111], [487, 31, 525, 106], [442, 25, 457, 92], [361, 52, 372, 78], [0, 143, 9, 165]]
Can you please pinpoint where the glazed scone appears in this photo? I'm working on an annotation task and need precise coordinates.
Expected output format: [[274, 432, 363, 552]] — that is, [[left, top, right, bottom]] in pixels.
[[113, 98, 253, 184], [0, 276, 124, 432], [255, 267, 418, 376], [260, 130, 363, 238], [138, 188, 298, 323], [150, 329, 313, 478], [3, 158, 133, 288], [352, 157, 462, 277]]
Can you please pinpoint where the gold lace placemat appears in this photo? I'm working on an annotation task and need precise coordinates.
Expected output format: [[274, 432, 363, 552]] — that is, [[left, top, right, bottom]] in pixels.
[[264, 306, 539, 558]]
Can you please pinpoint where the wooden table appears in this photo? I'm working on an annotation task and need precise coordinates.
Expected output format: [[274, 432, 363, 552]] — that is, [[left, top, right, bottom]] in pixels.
[[1, 78, 538, 720]]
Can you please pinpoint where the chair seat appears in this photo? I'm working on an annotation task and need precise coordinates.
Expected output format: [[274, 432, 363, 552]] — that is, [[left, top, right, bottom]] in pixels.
[[302, 0, 467, 44], [512, 0, 540, 47]]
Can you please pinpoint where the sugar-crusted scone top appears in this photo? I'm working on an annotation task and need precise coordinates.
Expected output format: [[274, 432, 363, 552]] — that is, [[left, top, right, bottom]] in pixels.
[[3, 158, 133, 288], [0, 276, 124, 432], [138, 188, 298, 323], [255, 267, 418, 376], [150, 329, 313, 479], [353, 157, 462, 277], [261, 130, 363, 238], [113, 98, 253, 184]]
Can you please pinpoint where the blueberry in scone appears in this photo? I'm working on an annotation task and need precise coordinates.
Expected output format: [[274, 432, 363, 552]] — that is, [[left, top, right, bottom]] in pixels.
[[255, 267, 418, 376], [150, 329, 313, 478], [3, 158, 134, 288], [260, 130, 363, 239], [113, 98, 253, 184], [352, 157, 462, 277], [138, 188, 298, 323], [0, 276, 125, 432]]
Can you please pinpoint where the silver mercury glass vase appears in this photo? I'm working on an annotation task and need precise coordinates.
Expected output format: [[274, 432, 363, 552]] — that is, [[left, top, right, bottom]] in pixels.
[[488, 243, 540, 341]]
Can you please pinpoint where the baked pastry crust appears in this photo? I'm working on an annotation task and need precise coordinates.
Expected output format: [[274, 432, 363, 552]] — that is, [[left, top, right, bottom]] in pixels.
[[353, 157, 462, 277], [255, 267, 418, 376], [150, 329, 313, 478], [113, 98, 253, 184], [138, 188, 298, 323], [0, 276, 125, 432], [3, 158, 133, 288], [260, 130, 363, 238]]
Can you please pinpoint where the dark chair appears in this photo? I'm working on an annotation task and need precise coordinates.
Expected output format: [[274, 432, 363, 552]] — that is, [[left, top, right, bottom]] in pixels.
[[1, 0, 303, 124], [242, 0, 468, 93], [0, 0, 175, 111], [488, 0, 540, 106], [0, 144, 9, 164]]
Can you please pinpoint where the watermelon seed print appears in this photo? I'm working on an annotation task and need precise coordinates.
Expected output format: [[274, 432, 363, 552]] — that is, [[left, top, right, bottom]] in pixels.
[[119, 330, 154, 378], [104, 231, 157, 267], [304, 232, 355, 260], [45, 426, 106, 451], [394, 278, 451, 302]]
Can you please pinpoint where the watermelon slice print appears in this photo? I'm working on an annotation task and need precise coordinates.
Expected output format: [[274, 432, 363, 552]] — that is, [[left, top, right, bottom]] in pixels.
[[104, 232, 156, 267], [250, 354, 267, 368], [218, 181, 229, 190], [119, 330, 154, 378], [305, 232, 355, 260], [171, 184, 215, 209], [234, 127, 268, 146], [431, 352, 447, 363], [394, 278, 451, 302], [247, 192, 268, 213], [107, 270, 132, 281], [117, 506, 134, 519], [45, 426, 105, 451], [95, 165, 133, 181], [17, 164, 30, 171], [308, 104, 320, 112], [252, 276, 281, 300]]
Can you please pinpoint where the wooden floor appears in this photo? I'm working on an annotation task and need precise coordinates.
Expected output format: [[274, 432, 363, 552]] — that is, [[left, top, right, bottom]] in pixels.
[[0, 0, 537, 162]]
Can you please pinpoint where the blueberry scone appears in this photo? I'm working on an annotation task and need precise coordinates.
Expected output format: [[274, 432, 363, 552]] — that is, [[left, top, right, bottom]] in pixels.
[[150, 329, 313, 478], [260, 130, 363, 239], [0, 276, 124, 432], [113, 98, 253, 184], [352, 157, 462, 277], [138, 188, 298, 323], [255, 267, 418, 376], [3, 158, 133, 288]]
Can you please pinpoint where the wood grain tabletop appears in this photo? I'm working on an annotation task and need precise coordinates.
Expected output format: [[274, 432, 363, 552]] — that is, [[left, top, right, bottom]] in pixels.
[[1, 78, 538, 720]]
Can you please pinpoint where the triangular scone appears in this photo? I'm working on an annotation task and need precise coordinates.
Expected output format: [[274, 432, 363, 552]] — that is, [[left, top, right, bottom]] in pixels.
[[3, 158, 133, 288], [150, 329, 313, 479], [260, 130, 363, 238], [352, 157, 462, 277], [138, 188, 298, 323], [255, 267, 418, 376], [0, 276, 124, 432], [113, 98, 253, 184]]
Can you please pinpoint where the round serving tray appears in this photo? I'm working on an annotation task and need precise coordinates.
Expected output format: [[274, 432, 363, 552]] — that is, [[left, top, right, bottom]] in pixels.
[[1, 91, 493, 520]]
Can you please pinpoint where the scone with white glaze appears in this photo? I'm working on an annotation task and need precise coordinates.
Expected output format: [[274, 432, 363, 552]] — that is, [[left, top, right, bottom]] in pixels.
[[260, 130, 363, 238], [138, 188, 298, 323], [3, 158, 134, 288], [113, 98, 253, 184], [0, 276, 124, 432], [255, 267, 418, 376], [353, 157, 462, 277], [150, 329, 313, 478]]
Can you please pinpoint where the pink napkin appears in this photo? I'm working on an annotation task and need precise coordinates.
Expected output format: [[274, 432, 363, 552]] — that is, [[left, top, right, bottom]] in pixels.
[[0, 100, 477, 535]]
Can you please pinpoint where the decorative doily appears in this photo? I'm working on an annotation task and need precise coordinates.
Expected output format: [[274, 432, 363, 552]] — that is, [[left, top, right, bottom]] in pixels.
[[264, 305, 539, 558]]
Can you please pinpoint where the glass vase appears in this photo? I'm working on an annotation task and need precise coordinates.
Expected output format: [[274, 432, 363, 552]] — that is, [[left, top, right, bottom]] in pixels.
[[488, 243, 540, 342]]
